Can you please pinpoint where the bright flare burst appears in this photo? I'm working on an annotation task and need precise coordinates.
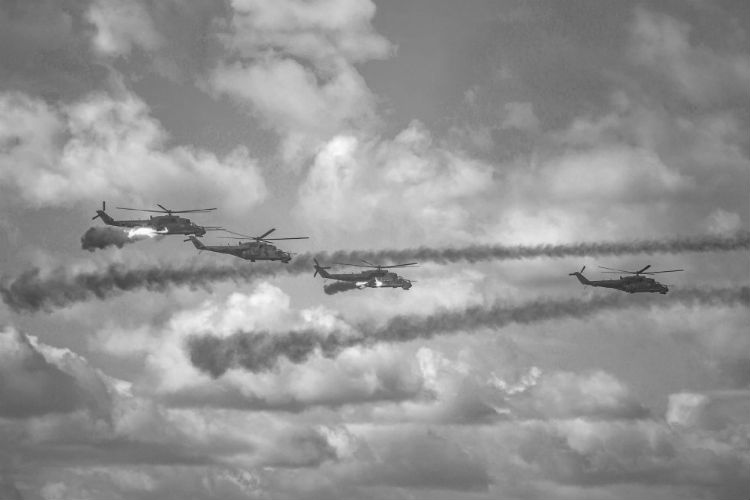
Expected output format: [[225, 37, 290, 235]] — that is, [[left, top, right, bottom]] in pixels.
[[126, 227, 168, 240]]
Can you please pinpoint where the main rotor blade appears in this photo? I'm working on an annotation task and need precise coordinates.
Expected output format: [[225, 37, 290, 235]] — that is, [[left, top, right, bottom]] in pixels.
[[334, 262, 371, 268], [635, 265, 652, 274], [223, 230, 252, 238], [645, 269, 684, 274], [361, 259, 376, 267], [161, 208, 217, 214], [598, 265, 635, 274], [261, 237, 309, 240], [116, 207, 165, 213], [258, 228, 276, 240], [380, 262, 418, 268]]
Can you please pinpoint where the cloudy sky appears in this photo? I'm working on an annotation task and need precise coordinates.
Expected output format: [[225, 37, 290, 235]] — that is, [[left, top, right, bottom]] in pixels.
[[1, 0, 749, 498]]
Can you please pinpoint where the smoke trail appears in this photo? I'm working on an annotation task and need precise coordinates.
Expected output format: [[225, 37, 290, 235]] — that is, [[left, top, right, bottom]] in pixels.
[[324, 281, 360, 295], [81, 227, 166, 251], [4, 232, 748, 312], [0, 262, 292, 313], [187, 286, 750, 377], [81, 227, 133, 251], [312, 231, 750, 265]]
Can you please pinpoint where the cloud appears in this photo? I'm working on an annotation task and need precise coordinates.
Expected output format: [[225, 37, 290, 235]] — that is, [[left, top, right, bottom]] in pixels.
[[90, 285, 428, 411], [0, 327, 91, 418], [353, 428, 490, 492], [86, 0, 162, 57], [296, 122, 495, 246], [629, 6, 750, 106], [519, 370, 649, 420], [210, 58, 377, 162], [206, 0, 391, 162], [0, 90, 267, 211], [0, 0, 107, 98]]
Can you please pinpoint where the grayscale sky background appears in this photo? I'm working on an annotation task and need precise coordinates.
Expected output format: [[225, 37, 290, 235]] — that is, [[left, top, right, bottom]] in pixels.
[[1, 1, 749, 498]]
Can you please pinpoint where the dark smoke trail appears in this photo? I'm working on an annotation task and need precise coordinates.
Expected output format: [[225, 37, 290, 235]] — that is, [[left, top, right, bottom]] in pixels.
[[81, 227, 133, 251], [324, 281, 360, 295], [0, 262, 290, 313], [187, 286, 750, 377], [3, 232, 748, 312], [310, 231, 750, 265]]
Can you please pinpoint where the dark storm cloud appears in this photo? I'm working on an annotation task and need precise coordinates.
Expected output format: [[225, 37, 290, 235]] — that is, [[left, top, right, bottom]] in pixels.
[[187, 286, 750, 377], [3, 232, 746, 313]]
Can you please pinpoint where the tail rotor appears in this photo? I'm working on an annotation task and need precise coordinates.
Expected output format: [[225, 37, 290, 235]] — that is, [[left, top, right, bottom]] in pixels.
[[569, 265, 585, 276], [92, 201, 106, 220], [313, 258, 331, 277]]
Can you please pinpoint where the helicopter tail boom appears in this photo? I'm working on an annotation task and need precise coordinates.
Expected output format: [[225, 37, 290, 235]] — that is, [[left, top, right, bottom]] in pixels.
[[185, 236, 205, 249], [569, 266, 591, 285], [92, 201, 116, 225]]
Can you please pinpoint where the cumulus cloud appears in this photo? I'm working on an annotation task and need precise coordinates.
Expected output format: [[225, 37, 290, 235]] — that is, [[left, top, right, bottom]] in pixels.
[[90, 284, 428, 411], [86, 0, 162, 57], [0, 325, 345, 499], [0, 327, 92, 418], [296, 122, 495, 246], [0, 0, 107, 98], [629, 6, 750, 106], [207, 0, 391, 162], [0, 90, 267, 211], [518, 370, 649, 420]]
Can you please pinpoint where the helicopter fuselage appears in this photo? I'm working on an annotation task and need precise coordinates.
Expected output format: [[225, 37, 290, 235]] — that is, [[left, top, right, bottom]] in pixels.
[[96, 211, 208, 236], [571, 273, 668, 294], [316, 268, 412, 289], [188, 237, 291, 262]]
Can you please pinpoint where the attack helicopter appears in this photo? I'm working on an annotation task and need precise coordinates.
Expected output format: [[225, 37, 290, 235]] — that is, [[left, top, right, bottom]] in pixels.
[[313, 259, 417, 290], [186, 228, 308, 263], [569, 265, 683, 294], [92, 201, 223, 236]]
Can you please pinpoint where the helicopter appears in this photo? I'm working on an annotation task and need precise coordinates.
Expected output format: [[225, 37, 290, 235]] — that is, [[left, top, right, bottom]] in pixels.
[[569, 265, 683, 294], [313, 259, 417, 290], [91, 201, 223, 236], [185, 228, 308, 263]]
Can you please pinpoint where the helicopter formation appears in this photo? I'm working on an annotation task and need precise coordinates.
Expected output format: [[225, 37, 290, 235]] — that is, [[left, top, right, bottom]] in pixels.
[[91, 201, 683, 295]]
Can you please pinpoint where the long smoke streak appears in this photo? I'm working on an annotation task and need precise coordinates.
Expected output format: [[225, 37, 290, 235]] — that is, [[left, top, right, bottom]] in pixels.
[[317, 231, 750, 265], [0, 262, 295, 312], [3, 232, 748, 312], [188, 286, 750, 377]]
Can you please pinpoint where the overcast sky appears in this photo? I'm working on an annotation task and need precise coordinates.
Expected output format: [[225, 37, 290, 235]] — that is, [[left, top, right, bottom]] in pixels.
[[1, 1, 749, 499]]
